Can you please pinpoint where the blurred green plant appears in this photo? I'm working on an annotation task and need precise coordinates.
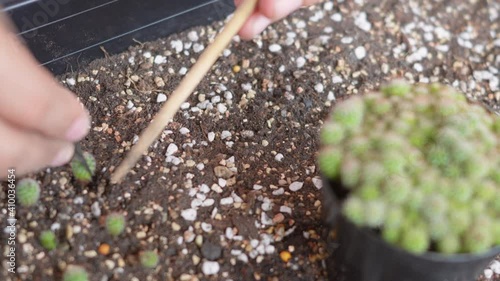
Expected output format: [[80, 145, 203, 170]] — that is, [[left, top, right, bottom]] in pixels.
[[63, 265, 88, 281], [71, 151, 96, 184], [39, 230, 57, 251], [105, 212, 126, 237], [320, 80, 499, 255], [140, 250, 159, 269], [17, 179, 41, 207]]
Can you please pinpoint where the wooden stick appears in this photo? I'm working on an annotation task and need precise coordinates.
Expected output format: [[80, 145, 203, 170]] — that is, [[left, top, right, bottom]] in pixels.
[[111, 0, 258, 183]]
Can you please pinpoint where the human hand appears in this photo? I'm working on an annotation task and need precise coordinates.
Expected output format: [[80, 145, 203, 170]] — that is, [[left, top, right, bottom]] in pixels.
[[0, 16, 90, 178], [235, 0, 322, 39]]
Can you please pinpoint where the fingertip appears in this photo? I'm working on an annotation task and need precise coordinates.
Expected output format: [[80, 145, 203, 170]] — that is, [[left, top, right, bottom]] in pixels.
[[65, 112, 91, 142], [239, 13, 272, 40], [50, 143, 75, 167], [258, 0, 302, 21]]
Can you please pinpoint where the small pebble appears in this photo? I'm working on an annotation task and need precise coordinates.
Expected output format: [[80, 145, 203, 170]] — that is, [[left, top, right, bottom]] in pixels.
[[275, 153, 284, 161], [208, 132, 215, 142], [296, 57, 306, 68], [201, 242, 222, 260], [181, 209, 197, 221], [354, 46, 366, 60], [221, 131, 232, 140], [202, 261, 220, 275], [188, 31, 199, 42], [220, 197, 234, 205], [157, 93, 167, 103], [154, 55, 166, 64], [166, 143, 178, 156], [289, 182, 304, 192], [269, 44, 282, 53], [315, 83, 324, 93]]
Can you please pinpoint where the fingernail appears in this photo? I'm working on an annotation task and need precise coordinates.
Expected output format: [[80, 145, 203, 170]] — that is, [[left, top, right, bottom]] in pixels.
[[51, 145, 75, 167], [272, 0, 302, 19], [251, 14, 272, 37], [65, 114, 90, 142]]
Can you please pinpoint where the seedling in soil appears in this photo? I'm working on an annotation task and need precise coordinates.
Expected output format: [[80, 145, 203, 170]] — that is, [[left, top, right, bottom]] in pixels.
[[17, 179, 41, 207], [63, 265, 89, 281], [105, 213, 126, 237], [320, 81, 500, 254], [140, 250, 159, 269], [70, 150, 96, 184], [39, 230, 57, 251]]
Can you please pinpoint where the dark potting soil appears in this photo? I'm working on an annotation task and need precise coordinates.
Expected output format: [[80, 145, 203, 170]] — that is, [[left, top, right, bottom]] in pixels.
[[1, 1, 499, 281]]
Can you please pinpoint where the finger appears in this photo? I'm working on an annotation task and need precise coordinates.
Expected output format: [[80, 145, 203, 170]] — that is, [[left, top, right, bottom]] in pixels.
[[303, 0, 323, 6], [238, 12, 272, 40], [0, 23, 90, 142], [258, 0, 304, 21], [0, 119, 74, 178]]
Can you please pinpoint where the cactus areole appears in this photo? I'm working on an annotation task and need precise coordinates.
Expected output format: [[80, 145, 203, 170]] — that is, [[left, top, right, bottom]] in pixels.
[[320, 81, 500, 281]]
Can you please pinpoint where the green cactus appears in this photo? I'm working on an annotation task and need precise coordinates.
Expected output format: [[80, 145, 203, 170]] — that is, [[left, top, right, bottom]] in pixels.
[[340, 156, 361, 187], [381, 79, 411, 97], [17, 179, 41, 207], [428, 216, 449, 240], [332, 97, 365, 130], [348, 137, 371, 157], [360, 162, 387, 186], [71, 151, 96, 183], [463, 227, 493, 254], [437, 234, 460, 254], [63, 265, 89, 281], [384, 207, 403, 229], [39, 230, 57, 251], [343, 197, 365, 226], [493, 222, 500, 245], [399, 226, 430, 254], [357, 184, 380, 200], [384, 176, 411, 204], [450, 182, 473, 203], [105, 213, 126, 237], [448, 207, 471, 234], [321, 123, 345, 145], [319, 80, 499, 255], [475, 181, 496, 202], [364, 200, 386, 227], [318, 148, 342, 179], [382, 226, 400, 244], [140, 250, 159, 269], [382, 151, 407, 175]]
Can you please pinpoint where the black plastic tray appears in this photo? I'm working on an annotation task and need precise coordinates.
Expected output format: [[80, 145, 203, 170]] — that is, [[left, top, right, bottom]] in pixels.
[[1, 0, 234, 74]]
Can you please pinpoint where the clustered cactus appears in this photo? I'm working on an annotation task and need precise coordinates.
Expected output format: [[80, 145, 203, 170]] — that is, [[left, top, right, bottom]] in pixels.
[[17, 178, 41, 207], [70, 151, 96, 184], [320, 80, 500, 254]]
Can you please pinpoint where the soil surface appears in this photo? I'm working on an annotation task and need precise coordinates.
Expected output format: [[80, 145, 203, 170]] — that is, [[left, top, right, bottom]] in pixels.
[[1, 1, 499, 281]]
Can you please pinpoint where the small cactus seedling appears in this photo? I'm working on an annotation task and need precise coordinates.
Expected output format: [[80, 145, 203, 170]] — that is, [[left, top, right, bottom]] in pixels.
[[17, 179, 41, 207], [63, 265, 89, 281], [39, 230, 57, 251], [71, 151, 96, 183], [105, 213, 126, 237], [140, 250, 159, 269], [320, 80, 500, 255]]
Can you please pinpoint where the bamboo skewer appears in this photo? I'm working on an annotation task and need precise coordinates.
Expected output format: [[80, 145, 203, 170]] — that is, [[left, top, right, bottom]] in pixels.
[[111, 0, 258, 183]]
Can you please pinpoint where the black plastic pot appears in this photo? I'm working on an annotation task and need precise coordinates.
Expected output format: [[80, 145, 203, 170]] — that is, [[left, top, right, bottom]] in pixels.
[[323, 178, 500, 281], [2, 0, 234, 74]]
